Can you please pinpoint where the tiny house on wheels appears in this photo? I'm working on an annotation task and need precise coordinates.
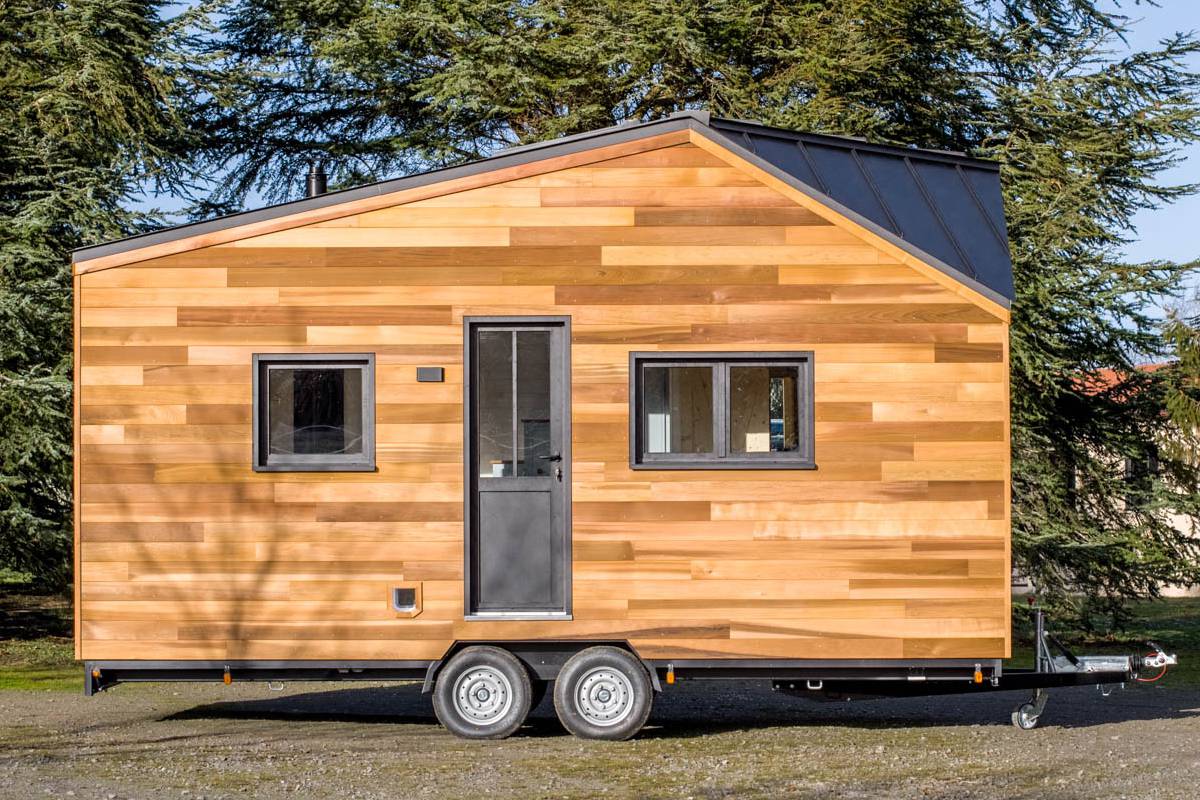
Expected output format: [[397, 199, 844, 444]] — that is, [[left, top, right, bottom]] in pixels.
[[72, 112, 1166, 740]]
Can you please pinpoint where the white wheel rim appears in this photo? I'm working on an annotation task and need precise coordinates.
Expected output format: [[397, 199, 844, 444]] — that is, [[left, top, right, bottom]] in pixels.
[[453, 667, 514, 726], [576, 666, 635, 727]]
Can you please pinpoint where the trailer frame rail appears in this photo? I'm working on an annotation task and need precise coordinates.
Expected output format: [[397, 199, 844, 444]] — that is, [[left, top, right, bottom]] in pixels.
[[770, 609, 1177, 729]]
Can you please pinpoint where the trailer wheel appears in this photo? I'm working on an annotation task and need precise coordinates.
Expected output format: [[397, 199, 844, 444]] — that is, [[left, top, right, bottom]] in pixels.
[[432, 646, 532, 739], [553, 646, 653, 740], [1011, 702, 1040, 730]]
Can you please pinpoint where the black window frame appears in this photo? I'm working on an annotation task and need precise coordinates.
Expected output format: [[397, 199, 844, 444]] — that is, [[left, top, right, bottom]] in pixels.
[[629, 351, 816, 470], [252, 353, 376, 472]]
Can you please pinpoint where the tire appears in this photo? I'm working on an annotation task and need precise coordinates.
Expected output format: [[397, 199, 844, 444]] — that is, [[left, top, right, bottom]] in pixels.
[[1011, 702, 1040, 730], [432, 646, 532, 739], [553, 646, 654, 740]]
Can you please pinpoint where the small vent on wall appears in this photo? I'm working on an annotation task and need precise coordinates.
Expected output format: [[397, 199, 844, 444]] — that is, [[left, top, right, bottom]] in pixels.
[[416, 367, 444, 383]]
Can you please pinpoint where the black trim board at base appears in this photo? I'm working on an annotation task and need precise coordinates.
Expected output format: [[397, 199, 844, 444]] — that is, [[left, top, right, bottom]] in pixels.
[[772, 667, 1135, 700], [83, 660, 433, 696], [82, 656, 1008, 696], [648, 658, 1004, 682]]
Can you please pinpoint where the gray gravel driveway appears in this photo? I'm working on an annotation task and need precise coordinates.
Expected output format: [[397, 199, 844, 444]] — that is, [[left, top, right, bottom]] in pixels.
[[1, 679, 1197, 799]]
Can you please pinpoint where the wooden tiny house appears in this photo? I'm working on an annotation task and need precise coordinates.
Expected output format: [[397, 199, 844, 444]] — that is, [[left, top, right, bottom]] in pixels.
[[73, 112, 1015, 739]]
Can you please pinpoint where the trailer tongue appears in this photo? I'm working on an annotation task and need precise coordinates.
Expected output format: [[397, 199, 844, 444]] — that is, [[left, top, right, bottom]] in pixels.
[[772, 610, 1178, 729]]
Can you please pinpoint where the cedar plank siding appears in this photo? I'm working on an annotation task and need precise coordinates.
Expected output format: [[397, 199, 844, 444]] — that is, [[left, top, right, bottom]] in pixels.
[[75, 141, 1011, 662]]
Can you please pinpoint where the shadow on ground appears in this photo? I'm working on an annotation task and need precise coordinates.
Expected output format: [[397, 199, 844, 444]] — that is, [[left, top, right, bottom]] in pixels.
[[162, 679, 1200, 738], [0, 586, 71, 641]]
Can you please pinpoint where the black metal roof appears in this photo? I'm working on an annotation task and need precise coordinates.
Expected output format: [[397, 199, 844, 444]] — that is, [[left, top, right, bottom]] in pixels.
[[74, 111, 1012, 307], [705, 118, 1012, 303]]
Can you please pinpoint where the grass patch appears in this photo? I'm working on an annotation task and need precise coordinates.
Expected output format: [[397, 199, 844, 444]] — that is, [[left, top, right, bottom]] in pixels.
[[0, 639, 78, 691], [0, 567, 35, 584], [0, 665, 79, 692], [1, 585, 78, 691], [0, 580, 72, 640]]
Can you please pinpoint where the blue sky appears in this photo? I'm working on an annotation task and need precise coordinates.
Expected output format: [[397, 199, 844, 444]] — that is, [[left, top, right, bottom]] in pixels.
[[1109, 1, 1200, 269]]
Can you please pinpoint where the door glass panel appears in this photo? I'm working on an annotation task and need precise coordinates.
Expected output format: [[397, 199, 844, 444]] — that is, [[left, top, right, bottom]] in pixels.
[[267, 367, 363, 455], [476, 330, 514, 477], [729, 365, 800, 454], [516, 330, 552, 476], [642, 365, 714, 454]]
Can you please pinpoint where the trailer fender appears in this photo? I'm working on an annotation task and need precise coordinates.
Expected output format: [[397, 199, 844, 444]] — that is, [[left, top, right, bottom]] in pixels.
[[420, 641, 660, 693], [641, 658, 663, 692], [420, 659, 443, 694]]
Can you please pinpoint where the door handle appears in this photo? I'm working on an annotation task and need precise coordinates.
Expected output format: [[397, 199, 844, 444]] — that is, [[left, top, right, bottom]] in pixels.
[[539, 453, 562, 462]]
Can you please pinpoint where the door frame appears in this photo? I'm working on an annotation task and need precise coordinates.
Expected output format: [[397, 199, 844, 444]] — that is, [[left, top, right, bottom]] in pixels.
[[462, 316, 572, 619]]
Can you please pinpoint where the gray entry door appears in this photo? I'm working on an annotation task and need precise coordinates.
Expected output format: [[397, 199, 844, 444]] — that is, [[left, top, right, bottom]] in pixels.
[[466, 319, 569, 615]]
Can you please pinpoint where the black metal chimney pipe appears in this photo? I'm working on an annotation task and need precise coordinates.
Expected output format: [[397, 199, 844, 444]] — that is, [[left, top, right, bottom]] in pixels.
[[306, 164, 327, 197]]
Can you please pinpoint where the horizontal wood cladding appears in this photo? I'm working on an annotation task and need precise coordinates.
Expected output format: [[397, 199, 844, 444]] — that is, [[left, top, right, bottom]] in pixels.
[[76, 142, 1011, 663]]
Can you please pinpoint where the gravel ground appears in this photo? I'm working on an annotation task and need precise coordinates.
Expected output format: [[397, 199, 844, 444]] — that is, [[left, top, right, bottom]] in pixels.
[[1, 679, 1197, 799]]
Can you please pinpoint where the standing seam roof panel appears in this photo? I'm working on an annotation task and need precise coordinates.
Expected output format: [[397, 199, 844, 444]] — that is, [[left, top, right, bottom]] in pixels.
[[732, 133, 825, 191], [799, 143, 897, 238], [916, 160, 1014, 295], [854, 152, 966, 274]]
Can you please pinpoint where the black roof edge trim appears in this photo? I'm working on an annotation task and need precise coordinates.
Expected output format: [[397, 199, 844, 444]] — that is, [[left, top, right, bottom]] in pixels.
[[692, 126, 1011, 309], [73, 113, 710, 264], [707, 117, 998, 171]]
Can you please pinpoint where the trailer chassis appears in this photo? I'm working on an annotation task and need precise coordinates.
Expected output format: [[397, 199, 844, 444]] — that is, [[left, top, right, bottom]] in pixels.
[[770, 609, 1178, 729], [83, 612, 1177, 732]]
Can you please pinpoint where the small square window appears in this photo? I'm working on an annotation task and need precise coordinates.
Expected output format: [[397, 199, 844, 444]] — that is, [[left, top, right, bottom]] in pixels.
[[630, 352, 814, 470], [253, 354, 375, 472]]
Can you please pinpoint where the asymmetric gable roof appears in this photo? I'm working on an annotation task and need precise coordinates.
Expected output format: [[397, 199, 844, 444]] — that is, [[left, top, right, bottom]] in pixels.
[[73, 111, 1013, 310]]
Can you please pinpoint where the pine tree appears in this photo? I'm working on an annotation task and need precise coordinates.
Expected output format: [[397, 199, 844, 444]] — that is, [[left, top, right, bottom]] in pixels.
[[977, 3, 1200, 622], [1164, 304, 1200, 464], [198, 0, 987, 203], [0, 1, 206, 587]]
